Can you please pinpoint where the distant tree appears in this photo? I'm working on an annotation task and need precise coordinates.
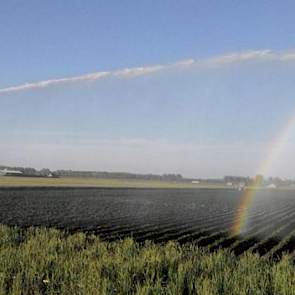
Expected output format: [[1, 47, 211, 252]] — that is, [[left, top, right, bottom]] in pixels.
[[40, 168, 51, 177], [254, 175, 264, 186], [23, 167, 37, 176]]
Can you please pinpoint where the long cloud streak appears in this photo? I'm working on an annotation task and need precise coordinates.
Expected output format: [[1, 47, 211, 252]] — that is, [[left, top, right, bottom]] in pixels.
[[1, 49, 295, 95]]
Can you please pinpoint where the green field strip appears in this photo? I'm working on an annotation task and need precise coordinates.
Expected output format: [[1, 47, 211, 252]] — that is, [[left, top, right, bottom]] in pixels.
[[0, 176, 232, 189]]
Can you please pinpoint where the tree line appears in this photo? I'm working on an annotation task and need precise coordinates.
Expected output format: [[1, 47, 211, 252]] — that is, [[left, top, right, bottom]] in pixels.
[[0, 165, 185, 181]]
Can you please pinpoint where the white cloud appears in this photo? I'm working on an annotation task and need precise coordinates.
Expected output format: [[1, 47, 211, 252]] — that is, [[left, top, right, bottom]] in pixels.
[[1, 49, 295, 95], [202, 50, 274, 66]]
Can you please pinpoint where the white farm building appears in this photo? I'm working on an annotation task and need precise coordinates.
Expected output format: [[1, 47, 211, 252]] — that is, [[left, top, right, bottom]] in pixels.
[[0, 169, 23, 176]]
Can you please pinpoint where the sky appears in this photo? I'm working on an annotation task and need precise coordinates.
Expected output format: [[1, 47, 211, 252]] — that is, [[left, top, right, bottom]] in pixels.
[[1, 1, 295, 178]]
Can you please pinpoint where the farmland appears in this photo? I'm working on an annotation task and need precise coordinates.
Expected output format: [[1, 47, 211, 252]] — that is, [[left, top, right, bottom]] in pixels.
[[0, 187, 295, 294], [0, 176, 228, 189], [0, 187, 295, 261]]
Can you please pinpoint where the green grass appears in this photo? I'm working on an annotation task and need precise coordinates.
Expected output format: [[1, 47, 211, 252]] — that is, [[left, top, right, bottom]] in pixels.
[[0, 176, 228, 189], [2, 176, 295, 190], [0, 225, 294, 294]]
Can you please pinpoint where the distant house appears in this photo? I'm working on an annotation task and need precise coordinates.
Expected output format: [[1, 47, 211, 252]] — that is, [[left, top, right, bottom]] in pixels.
[[192, 180, 200, 184], [233, 182, 246, 191], [267, 183, 277, 189], [238, 182, 246, 190], [0, 169, 23, 176]]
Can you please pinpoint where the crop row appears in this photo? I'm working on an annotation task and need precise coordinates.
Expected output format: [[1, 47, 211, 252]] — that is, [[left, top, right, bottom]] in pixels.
[[92, 203, 295, 259]]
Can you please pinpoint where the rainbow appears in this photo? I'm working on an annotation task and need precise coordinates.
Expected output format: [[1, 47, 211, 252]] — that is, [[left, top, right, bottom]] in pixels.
[[231, 115, 295, 236]]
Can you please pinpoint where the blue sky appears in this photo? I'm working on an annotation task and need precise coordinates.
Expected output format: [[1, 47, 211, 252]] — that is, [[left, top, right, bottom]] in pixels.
[[1, 1, 295, 177]]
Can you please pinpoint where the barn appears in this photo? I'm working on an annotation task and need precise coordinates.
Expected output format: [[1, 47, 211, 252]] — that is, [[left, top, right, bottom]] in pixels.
[[0, 169, 23, 176]]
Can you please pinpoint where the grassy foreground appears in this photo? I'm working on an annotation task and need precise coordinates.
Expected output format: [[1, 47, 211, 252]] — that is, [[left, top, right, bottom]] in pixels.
[[0, 176, 228, 189], [0, 225, 294, 294]]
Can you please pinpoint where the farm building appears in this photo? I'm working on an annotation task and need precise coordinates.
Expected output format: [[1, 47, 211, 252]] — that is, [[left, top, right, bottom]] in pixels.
[[0, 169, 23, 176]]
